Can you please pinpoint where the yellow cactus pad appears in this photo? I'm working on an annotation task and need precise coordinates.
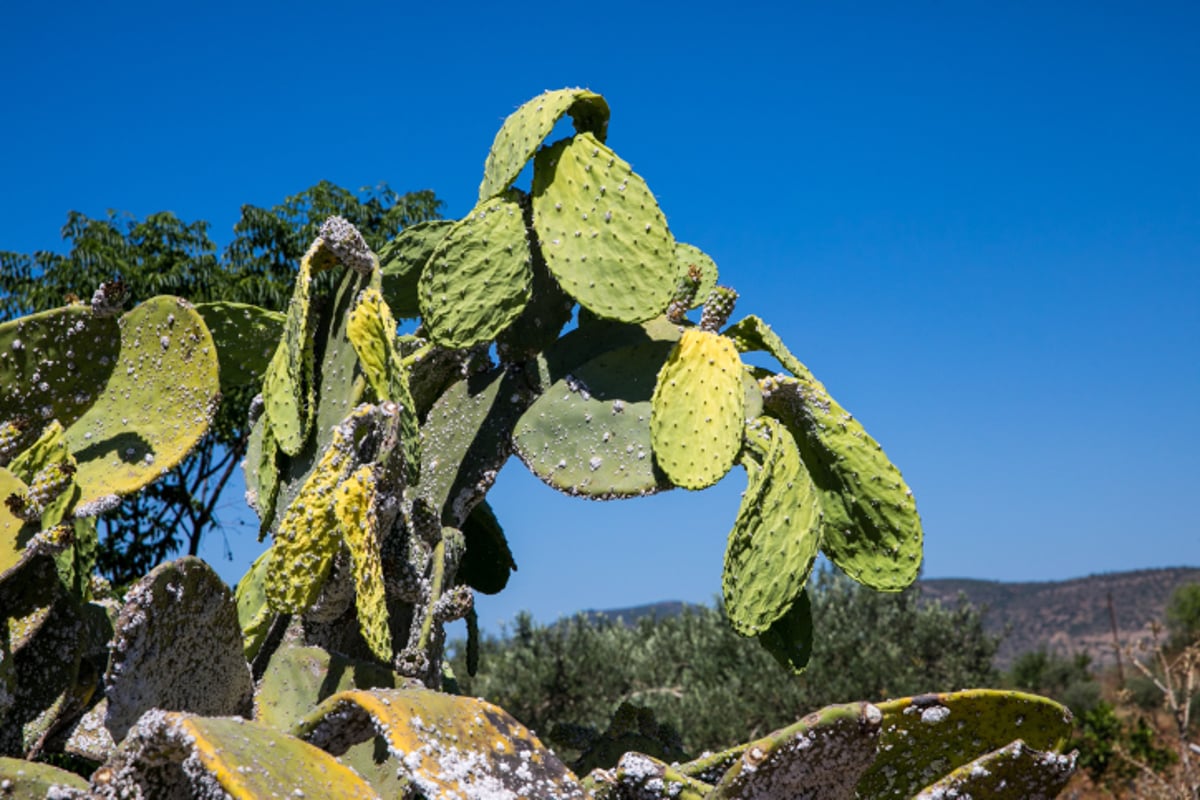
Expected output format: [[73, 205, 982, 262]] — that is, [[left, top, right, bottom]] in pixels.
[[335, 466, 391, 662], [296, 688, 587, 799], [265, 424, 354, 615], [96, 711, 379, 799], [650, 328, 745, 489], [347, 287, 420, 481]]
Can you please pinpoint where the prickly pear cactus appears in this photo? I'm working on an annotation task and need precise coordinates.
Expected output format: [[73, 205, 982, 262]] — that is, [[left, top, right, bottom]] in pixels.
[[0, 87, 1077, 799]]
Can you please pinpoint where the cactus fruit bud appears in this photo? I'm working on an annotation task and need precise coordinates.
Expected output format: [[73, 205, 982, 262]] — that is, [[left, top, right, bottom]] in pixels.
[[5, 489, 37, 521], [700, 286, 739, 332], [28, 461, 76, 510], [319, 216, 376, 276], [667, 264, 703, 323], [90, 280, 128, 318]]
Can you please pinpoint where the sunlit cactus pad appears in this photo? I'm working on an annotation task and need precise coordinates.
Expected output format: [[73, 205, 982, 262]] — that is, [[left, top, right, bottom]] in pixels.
[[533, 132, 681, 322], [418, 191, 533, 348], [296, 688, 588, 799], [65, 296, 219, 508], [650, 328, 746, 489], [723, 418, 822, 636], [479, 87, 610, 202], [93, 711, 380, 800], [194, 301, 284, 391], [0, 755, 89, 797]]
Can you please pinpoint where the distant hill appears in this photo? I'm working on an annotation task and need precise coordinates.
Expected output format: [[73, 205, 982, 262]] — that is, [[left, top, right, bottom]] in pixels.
[[921, 567, 1200, 668], [578, 568, 1200, 670]]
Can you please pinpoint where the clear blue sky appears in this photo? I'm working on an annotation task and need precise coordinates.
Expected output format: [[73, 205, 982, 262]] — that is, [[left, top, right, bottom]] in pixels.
[[2, 2, 1197, 632]]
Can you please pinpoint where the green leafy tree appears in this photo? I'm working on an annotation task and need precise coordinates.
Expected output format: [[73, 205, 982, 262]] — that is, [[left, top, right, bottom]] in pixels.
[[453, 569, 1001, 755], [0, 182, 441, 585], [1166, 582, 1200, 649], [1006, 648, 1101, 715]]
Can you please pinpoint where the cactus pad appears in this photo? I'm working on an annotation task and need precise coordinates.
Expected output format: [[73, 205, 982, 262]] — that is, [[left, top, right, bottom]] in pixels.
[[762, 374, 922, 592], [297, 687, 587, 799], [0, 756, 89, 797], [459, 499, 516, 595], [419, 192, 533, 349], [194, 301, 285, 391], [859, 689, 1074, 798], [262, 242, 318, 456], [347, 286, 420, 481], [723, 418, 822, 636], [914, 739, 1076, 799], [515, 337, 678, 498], [532, 133, 680, 322], [379, 219, 453, 319], [479, 87, 610, 202], [650, 328, 745, 490], [0, 304, 120, 431], [758, 588, 814, 674], [103, 557, 253, 741], [709, 702, 883, 800], [0, 467, 34, 580], [94, 711, 379, 800], [234, 550, 273, 661], [334, 466, 390, 661], [64, 296, 219, 507]]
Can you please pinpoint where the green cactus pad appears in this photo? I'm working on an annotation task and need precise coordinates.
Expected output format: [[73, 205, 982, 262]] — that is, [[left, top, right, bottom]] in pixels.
[[296, 688, 587, 799], [418, 192, 533, 349], [255, 645, 409, 797], [459, 499, 516, 595], [194, 301, 285, 391], [103, 557, 253, 742], [723, 418, 822, 636], [479, 87, 610, 202], [914, 739, 1076, 799], [532, 133, 681, 322], [379, 219, 454, 319], [0, 756, 89, 797], [0, 303, 120, 431], [334, 466, 390, 662], [722, 314, 812, 380], [95, 711, 380, 800], [650, 328, 746, 490], [235, 550, 274, 661], [347, 286, 420, 483], [762, 374, 922, 592], [417, 367, 529, 525], [858, 689, 1074, 798], [271, 268, 371, 531], [709, 702, 882, 800], [243, 414, 280, 536], [515, 337, 677, 498], [675, 242, 719, 311], [495, 218, 576, 362], [758, 588, 814, 674], [262, 241, 319, 456], [64, 296, 219, 508]]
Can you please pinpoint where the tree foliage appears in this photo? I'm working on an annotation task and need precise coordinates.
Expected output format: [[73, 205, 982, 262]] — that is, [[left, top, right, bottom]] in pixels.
[[0, 182, 442, 586], [451, 569, 1000, 755], [1166, 582, 1200, 649]]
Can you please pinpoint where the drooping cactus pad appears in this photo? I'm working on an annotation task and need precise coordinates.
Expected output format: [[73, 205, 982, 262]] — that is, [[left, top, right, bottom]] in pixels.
[[722, 418, 821, 636], [762, 374, 922, 592], [650, 328, 745, 490], [532, 133, 681, 322], [479, 87, 610, 202]]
